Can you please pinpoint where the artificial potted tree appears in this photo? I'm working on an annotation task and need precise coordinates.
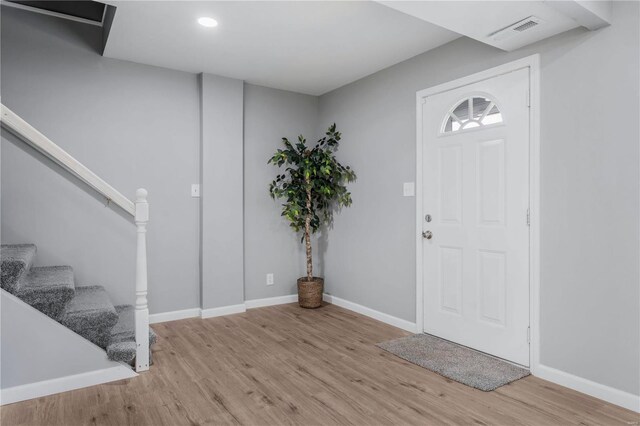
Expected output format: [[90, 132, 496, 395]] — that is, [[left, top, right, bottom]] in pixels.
[[268, 124, 356, 308]]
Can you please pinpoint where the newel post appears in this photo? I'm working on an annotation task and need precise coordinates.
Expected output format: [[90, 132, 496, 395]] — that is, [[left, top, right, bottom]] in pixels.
[[134, 188, 150, 372]]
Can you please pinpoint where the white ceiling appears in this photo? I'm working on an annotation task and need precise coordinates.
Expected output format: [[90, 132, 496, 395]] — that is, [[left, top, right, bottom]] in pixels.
[[103, 1, 460, 95]]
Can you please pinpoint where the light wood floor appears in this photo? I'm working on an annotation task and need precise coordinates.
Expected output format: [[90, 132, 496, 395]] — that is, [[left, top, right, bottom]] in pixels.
[[2, 303, 638, 426]]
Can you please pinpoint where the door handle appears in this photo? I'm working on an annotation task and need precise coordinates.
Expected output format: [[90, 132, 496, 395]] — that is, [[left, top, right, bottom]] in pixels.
[[422, 230, 433, 240]]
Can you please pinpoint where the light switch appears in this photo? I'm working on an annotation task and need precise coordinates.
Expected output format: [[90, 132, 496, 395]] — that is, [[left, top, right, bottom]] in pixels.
[[403, 182, 415, 197], [191, 184, 200, 198]]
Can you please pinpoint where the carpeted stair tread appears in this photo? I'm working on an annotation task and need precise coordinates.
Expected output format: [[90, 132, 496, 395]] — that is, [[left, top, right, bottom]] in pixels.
[[106, 305, 157, 363], [2, 242, 157, 367], [110, 305, 157, 344], [106, 341, 138, 363], [17, 266, 75, 319], [60, 286, 118, 348], [1, 244, 36, 293]]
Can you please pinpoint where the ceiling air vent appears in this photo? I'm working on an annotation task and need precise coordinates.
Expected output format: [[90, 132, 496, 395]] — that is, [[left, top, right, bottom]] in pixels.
[[489, 16, 543, 42]]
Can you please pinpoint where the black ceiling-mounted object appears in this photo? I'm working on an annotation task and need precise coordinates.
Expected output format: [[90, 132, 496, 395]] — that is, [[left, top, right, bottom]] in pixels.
[[4, 1, 108, 25]]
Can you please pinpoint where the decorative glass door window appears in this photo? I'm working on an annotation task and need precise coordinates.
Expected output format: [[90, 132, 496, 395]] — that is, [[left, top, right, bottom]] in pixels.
[[442, 96, 503, 133]]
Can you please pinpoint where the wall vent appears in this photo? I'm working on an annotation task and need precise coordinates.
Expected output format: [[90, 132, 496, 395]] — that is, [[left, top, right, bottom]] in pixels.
[[489, 16, 543, 41]]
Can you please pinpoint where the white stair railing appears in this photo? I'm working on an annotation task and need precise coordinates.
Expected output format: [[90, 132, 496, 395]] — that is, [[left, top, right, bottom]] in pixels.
[[1, 103, 150, 373]]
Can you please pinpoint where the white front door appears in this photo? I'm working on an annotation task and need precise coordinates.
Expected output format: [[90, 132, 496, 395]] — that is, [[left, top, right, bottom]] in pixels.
[[421, 68, 530, 366]]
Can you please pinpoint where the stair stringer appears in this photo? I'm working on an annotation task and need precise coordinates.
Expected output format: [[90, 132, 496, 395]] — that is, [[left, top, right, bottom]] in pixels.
[[0, 289, 137, 405]]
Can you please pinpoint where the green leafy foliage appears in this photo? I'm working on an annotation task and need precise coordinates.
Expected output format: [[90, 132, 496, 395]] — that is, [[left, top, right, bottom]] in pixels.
[[268, 123, 356, 238]]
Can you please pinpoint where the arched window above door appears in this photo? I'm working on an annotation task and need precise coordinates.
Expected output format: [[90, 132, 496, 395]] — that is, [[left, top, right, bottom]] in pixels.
[[442, 96, 503, 134]]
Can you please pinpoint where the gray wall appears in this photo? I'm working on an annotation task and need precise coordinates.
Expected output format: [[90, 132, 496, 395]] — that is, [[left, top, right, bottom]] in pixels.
[[318, 2, 639, 395], [1, 290, 133, 390], [243, 84, 319, 301], [200, 73, 245, 309], [0, 7, 321, 314], [1, 6, 201, 314]]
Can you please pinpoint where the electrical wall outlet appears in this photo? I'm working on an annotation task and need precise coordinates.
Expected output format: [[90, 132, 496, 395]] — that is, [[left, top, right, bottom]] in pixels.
[[191, 184, 201, 197], [266, 273, 274, 286]]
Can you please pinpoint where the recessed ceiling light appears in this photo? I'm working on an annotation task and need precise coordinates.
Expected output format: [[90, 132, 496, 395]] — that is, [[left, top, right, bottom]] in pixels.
[[198, 17, 218, 28]]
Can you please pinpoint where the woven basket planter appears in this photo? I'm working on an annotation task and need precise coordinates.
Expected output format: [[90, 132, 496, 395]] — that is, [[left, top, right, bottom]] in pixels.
[[297, 277, 324, 309]]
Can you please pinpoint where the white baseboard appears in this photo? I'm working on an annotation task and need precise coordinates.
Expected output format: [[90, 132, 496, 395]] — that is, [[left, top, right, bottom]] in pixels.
[[245, 294, 298, 309], [149, 308, 201, 324], [1, 365, 137, 406], [318, 295, 639, 413], [149, 295, 417, 333], [8, 294, 636, 414], [148, 296, 299, 324], [535, 364, 640, 413], [323, 293, 418, 333], [200, 303, 246, 319]]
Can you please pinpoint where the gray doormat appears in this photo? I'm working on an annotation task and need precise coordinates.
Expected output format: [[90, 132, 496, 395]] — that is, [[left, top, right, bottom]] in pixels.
[[376, 333, 530, 391]]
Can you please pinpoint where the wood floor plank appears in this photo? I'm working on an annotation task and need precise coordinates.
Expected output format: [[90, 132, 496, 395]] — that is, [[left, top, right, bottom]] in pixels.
[[2, 303, 637, 426]]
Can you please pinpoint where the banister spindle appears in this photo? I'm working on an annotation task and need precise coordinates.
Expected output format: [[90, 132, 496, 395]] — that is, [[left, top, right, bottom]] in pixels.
[[134, 188, 150, 372]]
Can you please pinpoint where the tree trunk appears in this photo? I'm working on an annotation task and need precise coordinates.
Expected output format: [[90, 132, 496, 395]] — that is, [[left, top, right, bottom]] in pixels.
[[305, 185, 313, 281]]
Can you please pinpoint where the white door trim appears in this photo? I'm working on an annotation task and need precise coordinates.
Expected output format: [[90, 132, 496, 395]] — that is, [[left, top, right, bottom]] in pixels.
[[415, 54, 541, 373]]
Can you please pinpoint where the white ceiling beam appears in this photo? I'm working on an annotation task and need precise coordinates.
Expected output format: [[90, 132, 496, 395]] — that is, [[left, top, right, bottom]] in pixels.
[[377, 1, 581, 52], [543, 0, 611, 30]]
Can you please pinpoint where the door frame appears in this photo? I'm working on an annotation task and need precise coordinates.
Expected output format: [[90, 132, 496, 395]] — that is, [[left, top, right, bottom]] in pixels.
[[415, 54, 541, 372]]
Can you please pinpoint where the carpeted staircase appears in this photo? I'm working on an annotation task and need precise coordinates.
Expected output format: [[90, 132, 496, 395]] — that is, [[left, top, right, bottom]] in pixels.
[[1, 243, 156, 366]]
